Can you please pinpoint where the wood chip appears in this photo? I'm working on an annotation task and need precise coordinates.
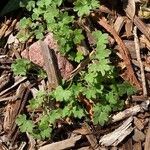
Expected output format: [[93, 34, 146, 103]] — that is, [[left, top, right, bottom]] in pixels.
[[0, 73, 11, 91], [133, 16, 150, 42], [123, 0, 136, 20], [0, 19, 11, 39], [3, 83, 26, 133], [18, 142, 26, 150], [0, 76, 27, 97], [39, 41, 59, 90], [111, 100, 150, 123], [133, 142, 142, 150], [122, 137, 133, 150], [144, 121, 150, 150], [111, 147, 118, 150], [134, 117, 144, 130], [140, 35, 150, 50], [132, 128, 145, 142], [125, 19, 133, 37], [38, 135, 82, 150], [134, 26, 147, 96], [113, 16, 125, 34], [4, 18, 18, 37], [115, 40, 146, 59], [77, 146, 91, 150], [26, 133, 36, 150], [131, 95, 147, 102], [99, 117, 133, 146], [82, 123, 98, 149]]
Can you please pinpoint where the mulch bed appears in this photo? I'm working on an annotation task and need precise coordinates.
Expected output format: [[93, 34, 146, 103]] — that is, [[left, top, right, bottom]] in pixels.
[[0, 0, 150, 150]]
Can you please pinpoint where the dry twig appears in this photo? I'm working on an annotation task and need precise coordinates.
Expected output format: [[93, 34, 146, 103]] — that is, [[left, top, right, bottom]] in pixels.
[[133, 26, 147, 96]]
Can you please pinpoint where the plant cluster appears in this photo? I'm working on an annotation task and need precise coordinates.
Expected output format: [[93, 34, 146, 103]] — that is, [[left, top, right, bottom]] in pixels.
[[18, 0, 100, 59], [14, 0, 137, 139], [11, 58, 47, 78]]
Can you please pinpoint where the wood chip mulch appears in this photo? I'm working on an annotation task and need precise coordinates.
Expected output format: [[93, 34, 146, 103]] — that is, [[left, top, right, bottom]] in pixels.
[[0, 0, 150, 150]]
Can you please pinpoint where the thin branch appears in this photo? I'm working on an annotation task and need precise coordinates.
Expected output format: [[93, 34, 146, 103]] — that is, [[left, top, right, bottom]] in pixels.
[[133, 26, 147, 96]]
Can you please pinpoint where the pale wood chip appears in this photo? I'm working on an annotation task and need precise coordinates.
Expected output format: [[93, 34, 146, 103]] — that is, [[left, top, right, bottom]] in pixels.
[[99, 117, 133, 146], [134, 26, 147, 96], [0, 19, 11, 39], [111, 100, 150, 123], [18, 142, 26, 150], [123, 0, 136, 20], [0, 73, 11, 91], [133, 16, 150, 41], [134, 117, 144, 130], [140, 35, 150, 50], [144, 121, 150, 150], [4, 18, 18, 37], [77, 146, 91, 150], [26, 133, 36, 150], [125, 19, 133, 37], [114, 16, 125, 34], [30, 87, 39, 98], [38, 135, 82, 150]]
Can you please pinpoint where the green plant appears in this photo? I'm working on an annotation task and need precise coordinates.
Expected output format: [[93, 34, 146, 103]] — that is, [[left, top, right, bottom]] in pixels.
[[74, 0, 99, 16], [11, 58, 31, 76], [11, 58, 47, 78], [16, 31, 136, 139], [15, 0, 137, 140], [17, 0, 100, 60]]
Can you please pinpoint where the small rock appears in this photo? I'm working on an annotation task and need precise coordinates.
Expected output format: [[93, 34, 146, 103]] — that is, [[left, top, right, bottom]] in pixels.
[[21, 33, 73, 80], [21, 42, 44, 67]]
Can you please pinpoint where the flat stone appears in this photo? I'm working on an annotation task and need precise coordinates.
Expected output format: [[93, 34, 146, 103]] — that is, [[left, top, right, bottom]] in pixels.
[[21, 33, 73, 80]]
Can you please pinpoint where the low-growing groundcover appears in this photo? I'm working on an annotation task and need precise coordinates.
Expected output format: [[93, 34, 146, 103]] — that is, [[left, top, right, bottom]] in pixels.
[[12, 0, 137, 140]]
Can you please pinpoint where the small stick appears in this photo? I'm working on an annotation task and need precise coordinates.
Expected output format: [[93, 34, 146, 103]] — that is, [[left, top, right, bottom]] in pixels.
[[0, 76, 27, 96], [133, 26, 147, 96], [39, 41, 59, 90]]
